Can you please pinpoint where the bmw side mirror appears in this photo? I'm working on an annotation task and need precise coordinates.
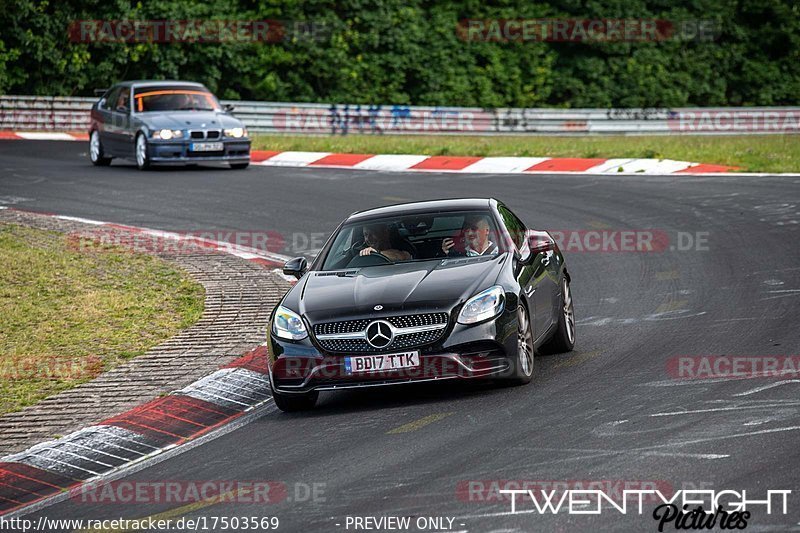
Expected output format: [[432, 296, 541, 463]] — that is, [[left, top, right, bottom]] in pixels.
[[283, 257, 308, 280], [224, 103, 235, 112], [520, 231, 555, 264]]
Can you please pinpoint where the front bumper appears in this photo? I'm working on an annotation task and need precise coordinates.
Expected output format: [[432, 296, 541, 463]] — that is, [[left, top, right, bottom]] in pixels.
[[147, 138, 251, 164], [268, 309, 519, 394]]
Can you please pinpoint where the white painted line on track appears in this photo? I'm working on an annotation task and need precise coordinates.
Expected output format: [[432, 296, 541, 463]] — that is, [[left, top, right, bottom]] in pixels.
[[611, 158, 694, 174], [583, 158, 636, 173], [640, 451, 730, 459], [262, 151, 329, 166], [353, 154, 428, 171], [16, 132, 79, 141], [734, 380, 800, 397], [650, 404, 800, 417], [55, 215, 106, 225], [461, 157, 547, 173]]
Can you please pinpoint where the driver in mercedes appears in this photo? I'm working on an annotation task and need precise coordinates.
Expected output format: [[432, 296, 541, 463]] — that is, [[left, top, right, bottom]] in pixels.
[[441, 214, 499, 257], [359, 223, 412, 261]]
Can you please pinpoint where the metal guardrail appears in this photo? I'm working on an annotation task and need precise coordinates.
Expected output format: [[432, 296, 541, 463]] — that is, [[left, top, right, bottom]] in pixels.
[[1, 95, 798, 135]]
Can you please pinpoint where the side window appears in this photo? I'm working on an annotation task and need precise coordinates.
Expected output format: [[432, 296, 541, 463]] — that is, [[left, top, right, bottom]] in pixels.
[[114, 88, 130, 113], [498, 205, 527, 249], [101, 87, 120, 110]]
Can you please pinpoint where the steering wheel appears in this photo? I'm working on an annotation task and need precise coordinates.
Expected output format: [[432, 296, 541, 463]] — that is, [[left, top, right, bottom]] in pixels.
[[365, 250, 393, 263], [346, 241, 393, 265], [348, 240, 366, 256]]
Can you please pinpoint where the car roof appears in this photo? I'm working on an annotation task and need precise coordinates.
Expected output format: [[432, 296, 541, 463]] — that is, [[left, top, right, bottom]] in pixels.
[[113, 80, 208, 90], [347, 198, 496, 221]]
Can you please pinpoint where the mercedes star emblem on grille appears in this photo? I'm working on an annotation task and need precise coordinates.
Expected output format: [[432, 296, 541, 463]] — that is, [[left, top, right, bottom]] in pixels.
[[365, 320, 393, 348]]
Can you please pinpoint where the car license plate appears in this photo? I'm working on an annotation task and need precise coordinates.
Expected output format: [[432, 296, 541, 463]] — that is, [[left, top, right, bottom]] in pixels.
[[190, 142, 224, 152], [345, 351, 419, 374]]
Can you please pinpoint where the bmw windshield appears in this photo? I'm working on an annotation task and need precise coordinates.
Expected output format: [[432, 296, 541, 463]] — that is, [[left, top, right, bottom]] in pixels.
[[133, 86, 221, 112]]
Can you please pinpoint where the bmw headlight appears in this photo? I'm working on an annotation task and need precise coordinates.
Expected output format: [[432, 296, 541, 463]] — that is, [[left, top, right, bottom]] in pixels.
[[224, 127, 246, 138], [272, 305, 308, 340], [153, 129, 183, 140], [457, 286, 505, 325]]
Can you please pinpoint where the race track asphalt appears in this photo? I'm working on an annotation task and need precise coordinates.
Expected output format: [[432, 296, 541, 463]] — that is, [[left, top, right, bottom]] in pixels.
[[2, 141, 800, 532]]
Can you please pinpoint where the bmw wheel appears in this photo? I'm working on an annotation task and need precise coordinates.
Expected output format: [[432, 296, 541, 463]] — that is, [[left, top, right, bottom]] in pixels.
[[135, 133, 150, 170], [89, 131, 111, 166]]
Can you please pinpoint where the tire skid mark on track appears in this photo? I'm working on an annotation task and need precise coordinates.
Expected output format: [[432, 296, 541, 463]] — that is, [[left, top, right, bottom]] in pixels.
[[386, 412, 454, 434]]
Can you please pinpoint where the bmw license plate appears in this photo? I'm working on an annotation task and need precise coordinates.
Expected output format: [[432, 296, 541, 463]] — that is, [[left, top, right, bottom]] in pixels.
[[190, 142, 224, 152], [345, 351, 419, 374]]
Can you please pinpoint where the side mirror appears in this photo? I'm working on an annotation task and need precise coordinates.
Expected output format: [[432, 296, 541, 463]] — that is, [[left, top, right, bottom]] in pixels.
[[283, 257, 308, 280], [224, 103, 235, 112], [520, 230, 555, 264]]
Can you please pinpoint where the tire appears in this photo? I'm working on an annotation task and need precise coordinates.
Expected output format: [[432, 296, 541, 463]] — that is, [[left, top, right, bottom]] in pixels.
[[135, 133, 151, 170], [229, 162, 249, 170], [89, 130, 111, 166], [272, 388, 318, 412], [540, 276, 576, 354], [508, 301, 535, 385]]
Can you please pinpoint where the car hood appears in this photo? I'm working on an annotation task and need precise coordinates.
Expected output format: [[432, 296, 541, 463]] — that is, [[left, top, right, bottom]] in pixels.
[[289, 255, 506, 324], [140, 111, 243, 131]]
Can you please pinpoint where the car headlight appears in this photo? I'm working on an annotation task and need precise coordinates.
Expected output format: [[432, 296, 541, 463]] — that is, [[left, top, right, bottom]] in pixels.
[[153, 129, 183, 140], [272, 305, 308, 340], [457, 286, 505, 325], [224, 127, 246, 138]]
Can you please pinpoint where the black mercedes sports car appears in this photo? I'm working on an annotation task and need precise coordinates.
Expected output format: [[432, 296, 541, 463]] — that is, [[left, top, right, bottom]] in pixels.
[[267, 198, 575, 411], [88, 80, 251, 170]]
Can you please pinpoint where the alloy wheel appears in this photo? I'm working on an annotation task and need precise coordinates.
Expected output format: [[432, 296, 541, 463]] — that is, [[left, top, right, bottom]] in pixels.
[[136, 135, 147, 168], [90, 131, 100, 162], [517, 305, 534, 376], [563, 279, 575, 344]]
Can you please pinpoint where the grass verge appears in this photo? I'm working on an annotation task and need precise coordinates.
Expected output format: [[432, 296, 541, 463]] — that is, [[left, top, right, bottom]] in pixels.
[[0, 224, 205, 415], [252, 134, 799, 173]]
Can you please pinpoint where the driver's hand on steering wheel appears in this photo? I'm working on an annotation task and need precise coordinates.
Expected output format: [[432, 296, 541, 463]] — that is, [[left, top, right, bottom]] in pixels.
[[359, 246, 378, 256]]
